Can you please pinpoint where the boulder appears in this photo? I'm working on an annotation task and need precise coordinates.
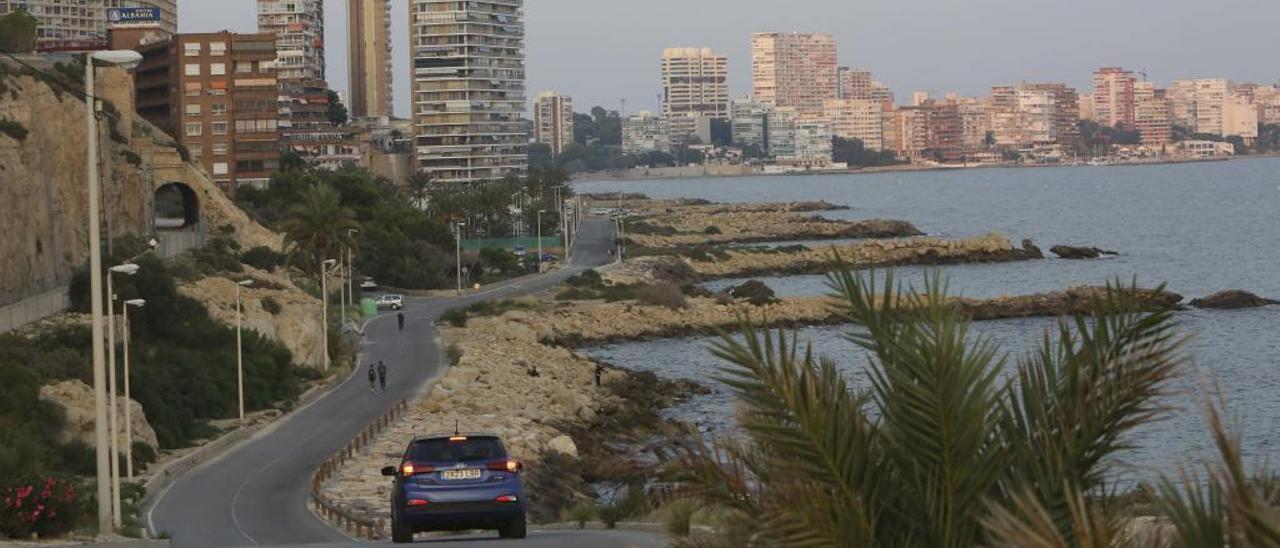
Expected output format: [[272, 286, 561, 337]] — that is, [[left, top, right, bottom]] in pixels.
[[1050, 245, 1118, 260], [546, 435, 579, 459], [1189, 290, 1279, 310], [726, 280, 778, 306], [1020, 239, 1044, 259], [39, 379, 159, 451]]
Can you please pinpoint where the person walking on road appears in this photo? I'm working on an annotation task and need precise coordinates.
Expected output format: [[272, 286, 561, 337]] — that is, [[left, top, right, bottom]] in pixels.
[[397, 311, 405, 331], [377, 360, 388, 392], [367, 363, 377, 393]]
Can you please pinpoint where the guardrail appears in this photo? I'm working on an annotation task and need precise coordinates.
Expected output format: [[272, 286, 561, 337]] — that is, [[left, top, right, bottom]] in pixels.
[[309, 398, 408, 540]]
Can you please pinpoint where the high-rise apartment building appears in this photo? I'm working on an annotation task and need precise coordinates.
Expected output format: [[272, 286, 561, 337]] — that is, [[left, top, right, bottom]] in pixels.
[[730, 97, 772, 151], [1092, 67, 1137, 129], [1192, 78, 1227, 136], [1, 0, 175, 50], [751, 32, 838, 117], [768, 108, 831, 167], [347, 0, 392, 119], [410, 0, 527, 183], [1223, 95, 1258, 142], [622, 111, 670, 154], [1135, 96, 1172, 147], [661, 47, 729, 145], [134, 32, 281, 193], [1021, 83, 1080, 145], [837, 67, 873, 100], [533, 91, 574, 156], [823, 98, 884, 150], [258, 0, 329, 141]]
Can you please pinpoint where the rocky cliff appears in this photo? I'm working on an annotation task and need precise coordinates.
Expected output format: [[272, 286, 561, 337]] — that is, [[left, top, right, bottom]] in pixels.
[[177, 268, 326, 368]]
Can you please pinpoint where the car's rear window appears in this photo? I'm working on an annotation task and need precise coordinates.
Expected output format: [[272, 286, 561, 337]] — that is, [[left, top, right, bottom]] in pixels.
[[410, 437, 506, 463]]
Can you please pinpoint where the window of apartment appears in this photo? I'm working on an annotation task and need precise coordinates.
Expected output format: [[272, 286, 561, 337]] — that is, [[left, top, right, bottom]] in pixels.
[[189, 146, 203, 160], [235, 61, 253, 74], [208, 82, 227, 96], [211, 122, 228, 135], [184, 83, 201, 96], [184, 42, 201, 56], [184, 63, 200, 76], [211, 103, 227, 116], [185, 122, 202, 136], [210, 63, 226, 76], [213, 162, 229, 176], [185, 104, 201, 117], [212, 142, 229, 156], [209, 42, 226, 56]]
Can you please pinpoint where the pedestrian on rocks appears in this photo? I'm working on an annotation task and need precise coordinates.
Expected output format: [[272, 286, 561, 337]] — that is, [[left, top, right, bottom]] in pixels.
[[397, 312, 405, 331], [377, 360, 388, 392], [594, 364, 604, 387], [367, 363, 377, 393]]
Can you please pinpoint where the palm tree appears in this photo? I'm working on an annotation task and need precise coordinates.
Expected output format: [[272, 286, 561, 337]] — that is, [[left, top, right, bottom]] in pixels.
[[279, 183, 359, 276], [665, 263, 1201, 547]]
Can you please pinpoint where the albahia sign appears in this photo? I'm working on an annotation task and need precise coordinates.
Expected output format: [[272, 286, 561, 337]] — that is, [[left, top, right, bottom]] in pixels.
[[107, 7, 161, 28]]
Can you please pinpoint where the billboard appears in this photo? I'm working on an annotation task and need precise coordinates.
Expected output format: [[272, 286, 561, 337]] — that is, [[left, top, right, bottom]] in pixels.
[[107, 7, 162, 28]]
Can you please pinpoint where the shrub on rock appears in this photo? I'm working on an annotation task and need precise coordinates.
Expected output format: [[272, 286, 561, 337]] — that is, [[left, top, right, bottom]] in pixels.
[[635, 283, 689, 310], [727, 279, 777, 306]]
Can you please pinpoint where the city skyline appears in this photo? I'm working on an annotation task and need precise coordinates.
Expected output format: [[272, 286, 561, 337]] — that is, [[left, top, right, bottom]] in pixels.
[[179, 0, 1280, 118]]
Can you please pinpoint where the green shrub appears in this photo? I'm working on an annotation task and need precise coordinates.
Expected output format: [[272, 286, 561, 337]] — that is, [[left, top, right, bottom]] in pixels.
[[190, 237, 243, 274], [261, 297, 282, 315], [563, 499, 595, 529], [625, 220, 678, 236], [703, 225, 722, 235], [465, 299, 535, 318], [0, 10, 37, 53], [664, 498, 697, 537], [635, 283, 688, 310], [445, 343, 463, 366], [241, 246, 285, 271], [121, 150, 142, 166], [0, 118, 27, 140], [0, 476, 83, 538], [166, 256, 203, 282], [726, 279, 777, 306], [440, 308, 467, 327], [566, 269, 604, 289]]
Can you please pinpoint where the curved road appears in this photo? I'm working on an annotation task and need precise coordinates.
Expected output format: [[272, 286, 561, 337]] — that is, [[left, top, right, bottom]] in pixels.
[[147, 218, 655, 547]]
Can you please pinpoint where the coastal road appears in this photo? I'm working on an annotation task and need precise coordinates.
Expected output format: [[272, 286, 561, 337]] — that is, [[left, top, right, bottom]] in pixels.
[[146, 217, 652, 547]]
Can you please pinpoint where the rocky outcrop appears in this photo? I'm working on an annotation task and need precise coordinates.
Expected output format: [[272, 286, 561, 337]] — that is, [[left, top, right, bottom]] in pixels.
[[1189, 290, 1279, 310], [627, 210, 922, 248], [177, 268, 325, 368], [677, 232, 1043, 280], [1051, 245, 1118, 259], [39, 379, 159, 451], [527, 286, 1182, 347]]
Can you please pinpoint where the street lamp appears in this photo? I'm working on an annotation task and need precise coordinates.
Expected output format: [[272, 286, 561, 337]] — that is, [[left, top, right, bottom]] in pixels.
[[346, 229, 359, 314], [320, 259, 337, 370], [86, 48, 144, 533], [454, 222, 466, 295], [121, 298, 144, 481], [536, 210, 546, 273], [105, 262, 139, 528], [235, 280, 253, 424]]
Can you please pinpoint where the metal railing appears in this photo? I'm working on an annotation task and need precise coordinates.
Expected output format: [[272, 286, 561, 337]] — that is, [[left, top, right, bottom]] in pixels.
[[309, 399, 408, 540]]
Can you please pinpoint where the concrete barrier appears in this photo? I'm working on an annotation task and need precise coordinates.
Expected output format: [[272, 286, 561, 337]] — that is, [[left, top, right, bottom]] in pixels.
[[0, 286, 70, 333]]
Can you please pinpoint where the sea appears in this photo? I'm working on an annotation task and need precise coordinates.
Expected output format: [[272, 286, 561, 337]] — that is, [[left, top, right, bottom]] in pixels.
[[575, 157, 1280, 481]]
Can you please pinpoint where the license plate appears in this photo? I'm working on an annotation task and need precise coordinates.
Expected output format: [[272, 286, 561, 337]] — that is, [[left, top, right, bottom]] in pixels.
[[441, 468, 481, 480]]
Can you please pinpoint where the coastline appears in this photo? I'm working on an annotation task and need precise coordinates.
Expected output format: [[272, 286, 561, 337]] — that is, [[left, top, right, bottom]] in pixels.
[[572, 153, 1248, 184]]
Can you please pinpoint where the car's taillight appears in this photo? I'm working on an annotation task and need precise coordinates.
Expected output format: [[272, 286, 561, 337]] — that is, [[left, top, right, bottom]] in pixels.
[[402, 463, 436, 477], [406, 498, 429, 507], [494, 495, 518, 503], [485, 459, 520, 473]]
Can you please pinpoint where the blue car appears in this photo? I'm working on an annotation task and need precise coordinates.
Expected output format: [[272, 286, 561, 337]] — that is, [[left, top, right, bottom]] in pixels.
[[381, 433, 527, 542]]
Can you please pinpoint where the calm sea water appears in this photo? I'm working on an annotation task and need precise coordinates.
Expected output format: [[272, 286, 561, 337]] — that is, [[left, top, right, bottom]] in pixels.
[[576, 159, 1280, 478]]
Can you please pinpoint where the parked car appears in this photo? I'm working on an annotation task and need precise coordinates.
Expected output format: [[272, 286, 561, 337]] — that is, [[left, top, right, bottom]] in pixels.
[[360, 278, 379, 291], [539, 253, 557, 263], [512, 245, 527, 257], [382, 433, 527, 542], [375, 294, 404, 310]]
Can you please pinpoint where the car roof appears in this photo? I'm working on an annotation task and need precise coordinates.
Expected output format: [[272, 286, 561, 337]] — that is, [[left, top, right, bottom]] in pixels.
[[411, 432, 501, 442]]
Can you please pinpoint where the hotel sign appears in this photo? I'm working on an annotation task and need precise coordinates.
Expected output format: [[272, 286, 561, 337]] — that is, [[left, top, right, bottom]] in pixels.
[[107, 7, 161, 28]]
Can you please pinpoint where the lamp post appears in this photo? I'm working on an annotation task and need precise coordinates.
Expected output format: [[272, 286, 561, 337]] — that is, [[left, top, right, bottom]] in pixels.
[[320, 259, 336, 370], [105, 262, 139, 528], [454, 222, 466, 295], [536, 209, 545, 273], [235, 280, 253, 424], [86, 48, 143, 534], [121, 298, 144, 480], [346, 229, 358, 313]]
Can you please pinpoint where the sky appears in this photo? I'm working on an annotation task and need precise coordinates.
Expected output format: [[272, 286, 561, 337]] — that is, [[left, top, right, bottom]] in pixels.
[[180, 0, 1280, 119]]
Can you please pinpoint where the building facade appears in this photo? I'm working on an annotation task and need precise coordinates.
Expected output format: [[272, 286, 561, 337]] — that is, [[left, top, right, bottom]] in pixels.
[[730, 97, 771, 151], [1, 0, 175, 50], [410, 0, 527, 183], [823, 98, 884, 150], [837, 67, 873, 100], [1092, 67, 1137, 129], [134, 32, 281, 193], [347, 0, 392, 119], [661, 47, 729, 144], [750, 32, 838, 117], [533, 91, 574, 156], [257, 0, 331, 158], [621, 111, 670, 154], [1134, 96, 1173, 146]]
